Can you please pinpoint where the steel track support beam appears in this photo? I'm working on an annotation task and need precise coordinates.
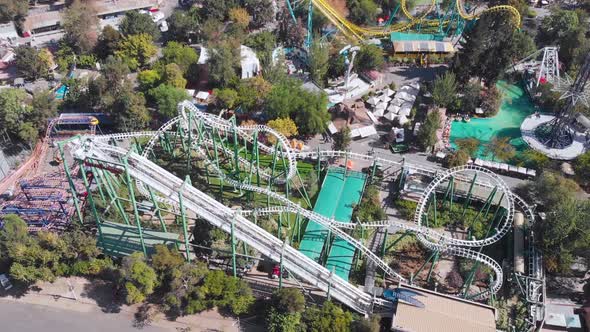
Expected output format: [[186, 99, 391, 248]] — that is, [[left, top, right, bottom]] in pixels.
[[178, 176, 192, 262], [78, 160, 105, 247], [58, 139, 83, 225], [461, 173, 477, 219], [123, 155, 147, 257]]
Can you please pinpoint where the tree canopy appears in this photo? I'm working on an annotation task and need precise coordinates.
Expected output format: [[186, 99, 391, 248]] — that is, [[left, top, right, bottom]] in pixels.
[[119, 11, 160, 40], [15, 46, 52, 81], [149, 84, 190, 118], [309, 41, 330, 87], [115, 34, 157, 71], [416, 110, 441, 151], [62, 0, 98, 54], [484, 137, 515, 161], [432, 72, 458, 108], [0, 0, 27, 23], [355, 44, 383, 73]]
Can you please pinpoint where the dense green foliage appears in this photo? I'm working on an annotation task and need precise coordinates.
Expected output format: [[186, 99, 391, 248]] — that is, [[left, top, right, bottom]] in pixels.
[[332, 126, 351, 151], [519, 172, 590, 273], [0, 215, 111, 284], [432, 72, 458, 108], [353, 185, 386, 222], [416, 110, 441, 151], [119, 11, 160, 39]]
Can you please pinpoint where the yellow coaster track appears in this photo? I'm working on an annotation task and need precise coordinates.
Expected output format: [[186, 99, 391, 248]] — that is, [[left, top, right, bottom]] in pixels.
[[310, 0, 521, 41]]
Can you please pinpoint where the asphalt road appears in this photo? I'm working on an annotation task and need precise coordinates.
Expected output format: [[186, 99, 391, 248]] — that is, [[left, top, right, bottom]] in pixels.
[[0, 300, 167, 332]]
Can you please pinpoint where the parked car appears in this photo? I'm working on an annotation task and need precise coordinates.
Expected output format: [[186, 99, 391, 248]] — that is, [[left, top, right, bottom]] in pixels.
[[159, 20, 169, 32], [151, 11, 165, 22], [0, 274, 12, 290]]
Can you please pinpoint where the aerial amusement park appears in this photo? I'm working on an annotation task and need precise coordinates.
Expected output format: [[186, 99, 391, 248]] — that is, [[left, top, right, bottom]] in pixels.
[[2, 0, 590, 331]]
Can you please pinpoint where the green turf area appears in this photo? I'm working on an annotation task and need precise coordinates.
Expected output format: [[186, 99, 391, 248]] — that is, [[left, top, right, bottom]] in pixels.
[[99, 221, 180, 257], [298, 168, 346, 261], [325, 170, 367, 280], [450, 81, 535, 160], [298, 168, 366, 280]]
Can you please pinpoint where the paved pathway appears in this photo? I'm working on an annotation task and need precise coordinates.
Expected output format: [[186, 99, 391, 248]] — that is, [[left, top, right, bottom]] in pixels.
[[0, 300, 166, 332]]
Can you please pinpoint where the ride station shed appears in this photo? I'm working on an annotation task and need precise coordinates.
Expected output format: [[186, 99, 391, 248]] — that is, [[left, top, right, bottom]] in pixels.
[[390, 284, 496, 332], [389, 33, 455, 60]]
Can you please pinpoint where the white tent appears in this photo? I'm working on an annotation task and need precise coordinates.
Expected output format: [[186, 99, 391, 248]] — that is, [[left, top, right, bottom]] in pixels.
[[401, 101, 414, 109], [384, 112, 396, 121], [375, 102, 388, 110], [396, 91, 416, 102], [367, 96, 379, 105], [390, 98, 405, 107], [396, 114, 410, 125], [399, 107, 412, 117], [373, 107, 385, 117], [379, 95, 392, 103], [387, 104, 400, 114], [399, 85, 419, 96], [366, 110, 379, 123], [383, 88, 395, 96]]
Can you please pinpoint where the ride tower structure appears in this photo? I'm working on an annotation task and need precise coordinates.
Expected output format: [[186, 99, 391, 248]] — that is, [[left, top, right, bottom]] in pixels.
[[536, 52, 590, 149]]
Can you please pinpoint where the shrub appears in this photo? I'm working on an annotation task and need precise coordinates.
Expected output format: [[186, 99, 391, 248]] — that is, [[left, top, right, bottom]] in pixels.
[[394, 199, 418, 220]]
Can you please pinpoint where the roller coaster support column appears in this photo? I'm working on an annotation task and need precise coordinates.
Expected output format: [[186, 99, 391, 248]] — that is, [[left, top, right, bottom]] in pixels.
[[100, 167, 131, 225], [469, 186, 497, 229], [186, 108, 193, 172], [306, 0, 313, 48], [90, 166, 107, 205], [385, 231, 411, 252], [78, 160, 105, 248], [370, 157, 377, 184], [461, 173, 477, 219], [148, 186, 167, 233], [413, 250, 438, 283], [267, 143, 279, 208], [178, 176, 192, 262], [426, 251, 439, 283], [316, 147, 321, 185], [123, 153, 147, 257], [231, 210, 239, 278], [279, 239, 287, 289], [58, 139, 83, 225], [442, 175, 454, 210]]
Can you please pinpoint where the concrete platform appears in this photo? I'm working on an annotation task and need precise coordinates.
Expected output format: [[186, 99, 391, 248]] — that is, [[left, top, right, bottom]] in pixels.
[[520, 114, 587, 160]]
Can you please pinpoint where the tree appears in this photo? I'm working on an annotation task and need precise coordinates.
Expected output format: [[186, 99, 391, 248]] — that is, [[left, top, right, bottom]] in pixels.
[[266, 288, 306, 332], [62, 0, 98, 54], [416, 110, 441, 151], [272, 288, 306, 314], [14, 45, 51, 80], [267, 118, 299, 144], [167, 8, 200, 43], [537, 9, 580, 46], [354, 316, 381, 332], [560, 27, 590, 72], [278, 9, 306, 47], [213, 88, 239, 109], [115, 34, 157, 71], [201, 0, 238, 21], [445, 149, 470, 168], [432, 72, 458, 108], [207, 40, 240, 88], [452, 12, 524, 86], [348, 0, 379, 25], [201, 270, 254, 315], [455, 138, 480, 157], [244, 0, 274, 28], [149, 84, 190, 118], [0, 0, 27, 23], [333, 126, 351, 151], [201, 18, 225, 43], [355, 44, 383, 73], [237, 76, 272, 111], [96, 25, 121, 59], [574, 151, 590, 186], [229, 7, 250, 30], [30, 90, 57, 134], [162, 63, 187, 88], [480, 85, 502, 116], [119, 253, 158, 304], [150, 245, 184, 279], [164, 262, 209, 316], [0, 88, 32, 138], [119, 11, 160, 40], [515, 149, 549, 170], [111, 88, 151, 131], [161, 42, 199, 75], [461, 82, 482, 113], [138, 69, 161, 91], [328, 55, 346, 79], [484, 137, 515, 161], [301, 301, 353, 332], [244, 31, 276, 68], [309, 41, 329, 87]]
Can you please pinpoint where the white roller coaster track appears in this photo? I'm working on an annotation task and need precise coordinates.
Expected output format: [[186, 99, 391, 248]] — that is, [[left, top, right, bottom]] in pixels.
[[67, 101, 535, 312]]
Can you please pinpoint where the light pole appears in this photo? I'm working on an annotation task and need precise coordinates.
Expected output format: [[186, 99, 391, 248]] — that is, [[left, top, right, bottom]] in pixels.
[[339, 45, 361, 101]]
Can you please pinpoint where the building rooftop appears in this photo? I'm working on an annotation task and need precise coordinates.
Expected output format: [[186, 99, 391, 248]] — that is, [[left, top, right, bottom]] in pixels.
[[23, 10, 63, 32], [93, 0, 158, 16], [391, 284, 496, 332]]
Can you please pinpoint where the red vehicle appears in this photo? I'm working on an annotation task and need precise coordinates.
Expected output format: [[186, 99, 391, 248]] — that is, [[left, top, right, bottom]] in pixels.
[[271, 265, 280, 279]]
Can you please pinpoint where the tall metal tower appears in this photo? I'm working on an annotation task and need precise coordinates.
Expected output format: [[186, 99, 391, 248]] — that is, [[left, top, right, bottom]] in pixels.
[[537, 52, 590, 149], [512, 47, 560, 88]]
